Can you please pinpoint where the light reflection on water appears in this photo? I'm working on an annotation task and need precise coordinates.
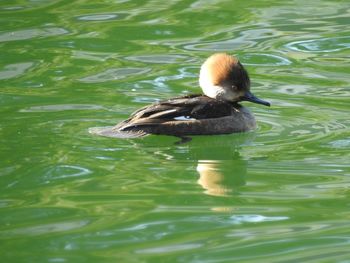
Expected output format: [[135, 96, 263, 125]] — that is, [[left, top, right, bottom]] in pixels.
[[1, 0, 350, 262], [285, 36, 350, 53], [0, 27, 69, 42]]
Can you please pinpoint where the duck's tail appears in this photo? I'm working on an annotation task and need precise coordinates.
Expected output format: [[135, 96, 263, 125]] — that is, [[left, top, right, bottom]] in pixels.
[[88, 123, 148, 139]]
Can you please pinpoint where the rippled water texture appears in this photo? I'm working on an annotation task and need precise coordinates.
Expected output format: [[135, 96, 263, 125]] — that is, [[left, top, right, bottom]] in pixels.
[[1, 0, 350, 262]]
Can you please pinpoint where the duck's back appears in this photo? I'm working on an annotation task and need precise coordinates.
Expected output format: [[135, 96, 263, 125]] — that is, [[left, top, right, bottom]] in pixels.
[[127, 94, 233, 121]]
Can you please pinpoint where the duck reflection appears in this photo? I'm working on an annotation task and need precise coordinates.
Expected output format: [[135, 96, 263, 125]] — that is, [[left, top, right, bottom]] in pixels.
[[120, 132, 252, 197], [197, 157, 246, 197], [147, 133, 251, 197], [172, 134, 250, 197]]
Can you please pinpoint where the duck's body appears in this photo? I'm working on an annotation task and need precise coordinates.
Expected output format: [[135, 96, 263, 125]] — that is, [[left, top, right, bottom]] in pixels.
[[113, 94, 256, 137], [92, 53, 270, 139]]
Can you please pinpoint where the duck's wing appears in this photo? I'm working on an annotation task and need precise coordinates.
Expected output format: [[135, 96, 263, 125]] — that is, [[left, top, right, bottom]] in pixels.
[[117, 95, 234, 132], [129, 94, 202, 119], [129, 95, 234, 120]]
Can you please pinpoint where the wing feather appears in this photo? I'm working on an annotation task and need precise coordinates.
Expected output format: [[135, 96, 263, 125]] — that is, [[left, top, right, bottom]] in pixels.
[[117, 95, 236, 132]]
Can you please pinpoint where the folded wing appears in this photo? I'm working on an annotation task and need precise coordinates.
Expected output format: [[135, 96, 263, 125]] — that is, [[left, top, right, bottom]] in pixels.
[[117, 95, 235, 131]]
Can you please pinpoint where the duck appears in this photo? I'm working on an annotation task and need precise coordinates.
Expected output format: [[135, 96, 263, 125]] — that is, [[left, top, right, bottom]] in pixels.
[[95, 53, 270, 141]]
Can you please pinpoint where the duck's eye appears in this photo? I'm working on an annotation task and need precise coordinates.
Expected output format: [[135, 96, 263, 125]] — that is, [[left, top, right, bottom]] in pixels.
[[231, 85, 238, 91]]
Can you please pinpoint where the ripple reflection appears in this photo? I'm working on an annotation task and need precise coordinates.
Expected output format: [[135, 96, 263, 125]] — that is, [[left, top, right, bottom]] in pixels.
[[285, 36, 350, 53], [76, 13, 128, 21], [0, 27, 69, 42]]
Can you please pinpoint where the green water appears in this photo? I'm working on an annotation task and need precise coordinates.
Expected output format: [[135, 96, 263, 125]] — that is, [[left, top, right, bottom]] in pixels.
[[1, 0, 350, 262]]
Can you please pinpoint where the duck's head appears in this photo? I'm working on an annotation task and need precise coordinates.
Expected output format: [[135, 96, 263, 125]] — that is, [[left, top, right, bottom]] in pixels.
[[199, 53, 270, 106]]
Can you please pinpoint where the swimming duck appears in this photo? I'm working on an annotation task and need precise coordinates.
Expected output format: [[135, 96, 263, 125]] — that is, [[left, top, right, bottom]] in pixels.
[[97, 53, 270, 140]]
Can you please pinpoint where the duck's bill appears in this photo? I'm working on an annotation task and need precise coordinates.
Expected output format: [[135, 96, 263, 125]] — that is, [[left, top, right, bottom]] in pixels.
[[242, 91, 270, 107]]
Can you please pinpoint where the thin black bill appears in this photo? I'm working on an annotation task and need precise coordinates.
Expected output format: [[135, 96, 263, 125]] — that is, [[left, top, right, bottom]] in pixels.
[[242, 91, 270, 107]]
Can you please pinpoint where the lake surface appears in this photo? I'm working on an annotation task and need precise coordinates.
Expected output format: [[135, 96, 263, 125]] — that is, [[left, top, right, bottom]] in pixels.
[[1, 0, 350, 262]]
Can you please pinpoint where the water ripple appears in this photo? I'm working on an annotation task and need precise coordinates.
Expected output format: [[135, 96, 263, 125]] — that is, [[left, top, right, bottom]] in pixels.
[[20, 104, 106, 112], [183, 38, 255, 51], [79, 68, 151, 83], [0, 27, 69, 42], [72, 51, 117, 62], [76, 13, 128, 21], [1, 6, 25, 11], [0, 220, 90, 237], [44, 165, 92, 180], [285, 36, 350, 53], [229, 214, 288, 224], [0, 62, 36, 80], [135, 243, 202, 254], [138, 66, 195, 94], [243, 53, 292, 66], [125, 54, 190, 64], [329, 138, 350, 149]]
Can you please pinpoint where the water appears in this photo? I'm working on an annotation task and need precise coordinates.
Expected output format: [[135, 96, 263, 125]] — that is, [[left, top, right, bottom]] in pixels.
[[1, 0, 350, 262]]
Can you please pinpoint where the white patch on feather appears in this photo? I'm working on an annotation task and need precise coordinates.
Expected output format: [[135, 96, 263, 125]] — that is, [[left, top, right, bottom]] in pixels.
[[174, 116, 196, 121]]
